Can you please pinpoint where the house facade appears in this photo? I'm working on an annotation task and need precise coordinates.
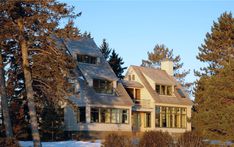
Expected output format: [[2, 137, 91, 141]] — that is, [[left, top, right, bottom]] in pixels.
[[62, 38, 133, 132], [123, 63, 193, 133], [61, 38, 193, 135]]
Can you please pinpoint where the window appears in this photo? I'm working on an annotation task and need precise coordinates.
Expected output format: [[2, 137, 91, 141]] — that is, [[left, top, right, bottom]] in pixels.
[[132, 75, 135, 80], [90, 107, 129, 124], [156, 85, 160, 94], [128, 75, 131, 81], [111, 109, 120, 123], [91, 108, 99, 123], [122, 110, 129, 124], [135, 89, 141, 99], [101, 108, 111, 123], [155, 85, 173, 96], [77, 54, 97, 64], [155, 106, 187, 128], [77, 107, 86, 123], [145, 113, 151, 128], [93, 79, 113, 94]]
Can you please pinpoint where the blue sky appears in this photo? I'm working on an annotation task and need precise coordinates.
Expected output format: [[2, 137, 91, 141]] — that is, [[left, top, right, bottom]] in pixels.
[[61, 0, 233, 84]]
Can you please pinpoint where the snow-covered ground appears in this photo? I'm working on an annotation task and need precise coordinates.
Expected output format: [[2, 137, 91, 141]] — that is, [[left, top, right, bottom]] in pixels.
[[19, 140, 101, 147]]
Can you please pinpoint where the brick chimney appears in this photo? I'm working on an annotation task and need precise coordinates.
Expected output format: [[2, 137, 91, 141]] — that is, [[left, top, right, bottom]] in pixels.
[[161, 59, 174, 76]]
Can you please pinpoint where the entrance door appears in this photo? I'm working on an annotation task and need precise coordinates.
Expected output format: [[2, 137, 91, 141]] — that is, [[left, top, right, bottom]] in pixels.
[[132, 112, 141, 131]]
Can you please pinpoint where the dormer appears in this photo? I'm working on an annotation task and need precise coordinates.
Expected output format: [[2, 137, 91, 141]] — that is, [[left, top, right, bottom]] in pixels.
[[93, 78, 114, 95], [155, 84, 175, 96], [77, 54, 100, 64]]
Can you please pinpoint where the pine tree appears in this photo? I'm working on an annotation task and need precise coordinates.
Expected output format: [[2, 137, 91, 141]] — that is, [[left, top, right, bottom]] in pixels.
[[193, 12, 234, 140], [196, 12, 234, 75], [193, 60, 234, 140], [0, 50, 13, 138], [108, 49, 127, 79], [100, 39, 111, 60], [0, 1, 80, 145], [142, 44, 192, 91]]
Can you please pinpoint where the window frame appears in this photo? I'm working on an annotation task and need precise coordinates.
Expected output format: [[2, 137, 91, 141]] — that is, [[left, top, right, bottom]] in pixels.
[[90, 107, 130, 124], [155, 106, 187, 129]]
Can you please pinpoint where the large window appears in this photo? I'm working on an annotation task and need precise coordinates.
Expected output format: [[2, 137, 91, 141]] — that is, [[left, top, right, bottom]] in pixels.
[[77, 107, 86, 123], [155, 106, 187, 128], [91, 107, 129, 124], [93, 79, 113, 94], [77, 54, 97, 64], [155, 85, 173, 96]]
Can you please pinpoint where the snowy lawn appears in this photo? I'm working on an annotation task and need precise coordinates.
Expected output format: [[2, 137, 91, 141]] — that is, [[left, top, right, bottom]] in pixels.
[[19, 140, 101, 147]]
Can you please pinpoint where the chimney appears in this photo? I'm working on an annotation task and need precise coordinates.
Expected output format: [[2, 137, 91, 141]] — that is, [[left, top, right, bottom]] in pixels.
[[161, 59, 174, 76]]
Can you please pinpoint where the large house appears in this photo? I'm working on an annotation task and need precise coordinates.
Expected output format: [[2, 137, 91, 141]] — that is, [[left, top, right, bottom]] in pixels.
[[62, 38, 133, 133], [122, 62, 193, 134], [61, 38, 193, 136]]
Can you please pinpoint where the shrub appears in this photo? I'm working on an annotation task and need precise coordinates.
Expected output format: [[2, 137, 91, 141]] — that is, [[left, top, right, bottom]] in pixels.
[[139, 131, 173, 147], [177, 131, 205, 147], [104, 133, 133, 147], [0, 137, 20, 147]]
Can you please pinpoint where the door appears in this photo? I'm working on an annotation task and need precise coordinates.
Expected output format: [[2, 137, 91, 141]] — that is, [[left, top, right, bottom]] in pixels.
[[132, 112, 141, 131]]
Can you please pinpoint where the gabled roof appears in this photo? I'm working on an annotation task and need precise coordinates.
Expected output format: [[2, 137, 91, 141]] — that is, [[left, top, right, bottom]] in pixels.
[[78, 63, 118, 81], [64, 38, 103, 57], [65, 38, 133, 107], [131, 66, 175, 85], [121, 80, 144, 88], [130, 65, 193, 106]]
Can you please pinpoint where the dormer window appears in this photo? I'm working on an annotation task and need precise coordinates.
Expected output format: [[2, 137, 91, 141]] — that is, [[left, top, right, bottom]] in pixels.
[[77, 54, 97, 64], [93, 79, 113, 94], [155, 84, 173, 96], [128, 74, 135, 81]]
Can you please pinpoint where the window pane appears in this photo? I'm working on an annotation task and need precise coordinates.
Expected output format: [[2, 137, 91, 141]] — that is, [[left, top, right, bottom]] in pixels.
[[145, 113, 151, 128], [161, 85, 166, 95], [77, 54, 97, 64], [111, 109, 117, 123], [181, 114, 186, 128], [167, 86, 172, 96], [93, 79, 113, 94], [135, 89, 141, 99], [77, 107, 86, 123], [122, 110, 129, 124], [156, 85, 160, 94], [132, 75, 135, 80], [91, 108, 99, 123], [155, 106, 160, 127], [100, 108, 110, 123]]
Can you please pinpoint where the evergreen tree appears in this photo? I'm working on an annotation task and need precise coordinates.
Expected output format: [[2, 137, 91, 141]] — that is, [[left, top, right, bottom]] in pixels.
[[108, 49, 126, 79], [193, 12, 234, 140], [100, 39, 111, 60], [193, 60, 234, 140], [142, 44, 192, 92], [0, 1, 80, 145], [196, 12, 234, 76]]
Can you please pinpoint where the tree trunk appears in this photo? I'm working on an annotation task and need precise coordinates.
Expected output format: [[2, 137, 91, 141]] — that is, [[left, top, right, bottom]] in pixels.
[[17, 19, 42, 147], [0, 50, 13, 138]]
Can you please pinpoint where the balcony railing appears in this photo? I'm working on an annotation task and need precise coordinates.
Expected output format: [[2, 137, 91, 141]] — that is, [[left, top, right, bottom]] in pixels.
[[133, 99, 152, 109]]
